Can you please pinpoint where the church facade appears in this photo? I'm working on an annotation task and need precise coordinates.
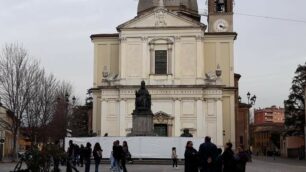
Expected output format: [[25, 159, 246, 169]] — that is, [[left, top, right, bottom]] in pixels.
[[90, 0, 237, 147]]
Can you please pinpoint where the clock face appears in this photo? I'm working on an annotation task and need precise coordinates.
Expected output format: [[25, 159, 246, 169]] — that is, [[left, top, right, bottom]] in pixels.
[[214, 19, 229, 32]]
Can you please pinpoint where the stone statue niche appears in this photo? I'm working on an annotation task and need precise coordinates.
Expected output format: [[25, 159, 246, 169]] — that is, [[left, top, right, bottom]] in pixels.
[[129, 81, 155, 136]]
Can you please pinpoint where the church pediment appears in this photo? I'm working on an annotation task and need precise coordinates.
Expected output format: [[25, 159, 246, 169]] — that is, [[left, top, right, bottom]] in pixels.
[[117, 8, 205, 31]]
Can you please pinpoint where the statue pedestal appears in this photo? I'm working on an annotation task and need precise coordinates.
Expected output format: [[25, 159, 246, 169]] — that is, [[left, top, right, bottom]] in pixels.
[[129, 110, 156, 136]]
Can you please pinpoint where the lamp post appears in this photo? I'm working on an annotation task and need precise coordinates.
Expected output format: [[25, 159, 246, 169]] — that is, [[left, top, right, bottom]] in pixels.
[[239, 92, 256, 151], [64, 93, 76, 137]]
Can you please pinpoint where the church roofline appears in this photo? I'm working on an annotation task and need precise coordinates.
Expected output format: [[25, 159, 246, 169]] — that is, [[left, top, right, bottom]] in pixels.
[[90, 33, 119, 40], [117, 7, 206, 32], [89, 84, 228, 91]]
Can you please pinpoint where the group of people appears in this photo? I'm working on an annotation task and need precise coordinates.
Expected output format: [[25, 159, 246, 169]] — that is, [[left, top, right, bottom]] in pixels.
[[66, 140, 132, 172], [183, 136, 250, 172]]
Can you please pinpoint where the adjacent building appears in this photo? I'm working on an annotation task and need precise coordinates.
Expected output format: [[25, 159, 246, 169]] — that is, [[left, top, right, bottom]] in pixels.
[[90, 0, 237, 147], [0, 102, 14, 160], [253, 106, 285, 155]]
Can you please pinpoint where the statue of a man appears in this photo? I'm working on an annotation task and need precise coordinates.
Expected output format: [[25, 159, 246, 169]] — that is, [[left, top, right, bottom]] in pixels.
[[180, 129, 193, 137], [135, 81, 151, 111]]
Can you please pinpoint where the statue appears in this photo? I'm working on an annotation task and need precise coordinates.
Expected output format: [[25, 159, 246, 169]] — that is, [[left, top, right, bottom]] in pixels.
[[180, 129, 193, 137], [135, 81, 152, 112], [130, 81, 155, 136]]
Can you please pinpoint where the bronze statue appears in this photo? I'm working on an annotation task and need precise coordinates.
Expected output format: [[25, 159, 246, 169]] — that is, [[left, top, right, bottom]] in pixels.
[[135, 81, 151, 112], [180, 129, 193, 137]]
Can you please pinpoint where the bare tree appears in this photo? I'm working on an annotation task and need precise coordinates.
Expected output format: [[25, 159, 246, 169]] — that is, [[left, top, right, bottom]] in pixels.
[[24, 72, 60, 143], [0, 43, 42, 159]]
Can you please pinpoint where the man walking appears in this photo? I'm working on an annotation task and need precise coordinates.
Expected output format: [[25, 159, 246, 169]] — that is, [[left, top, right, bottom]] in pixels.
[[199, 136, 218, 172]]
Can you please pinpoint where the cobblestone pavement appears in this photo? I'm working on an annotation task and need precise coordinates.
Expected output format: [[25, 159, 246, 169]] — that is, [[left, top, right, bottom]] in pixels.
[[1, 158, 306, 172]]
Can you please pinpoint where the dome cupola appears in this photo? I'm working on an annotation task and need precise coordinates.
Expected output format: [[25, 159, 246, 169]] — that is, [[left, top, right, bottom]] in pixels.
[[138, 0, 200, 21]]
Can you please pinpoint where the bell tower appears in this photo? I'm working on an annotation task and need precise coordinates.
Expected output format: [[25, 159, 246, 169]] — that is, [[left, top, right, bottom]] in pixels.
[[207, 0, 234, 32]]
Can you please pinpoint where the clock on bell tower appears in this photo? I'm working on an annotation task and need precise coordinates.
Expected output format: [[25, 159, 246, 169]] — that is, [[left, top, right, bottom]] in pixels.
[[207, 0, 234, 33]]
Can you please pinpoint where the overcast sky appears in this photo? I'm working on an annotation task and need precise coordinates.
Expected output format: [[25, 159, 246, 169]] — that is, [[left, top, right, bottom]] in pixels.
[[0, 0, 305, 108]]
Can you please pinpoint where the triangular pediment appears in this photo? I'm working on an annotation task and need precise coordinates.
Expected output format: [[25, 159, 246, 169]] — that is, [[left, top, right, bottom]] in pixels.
[[117, 8, 205, 30]]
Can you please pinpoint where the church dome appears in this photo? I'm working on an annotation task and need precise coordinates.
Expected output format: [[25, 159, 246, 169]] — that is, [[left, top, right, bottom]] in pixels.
[[138, 0, 199, 20]]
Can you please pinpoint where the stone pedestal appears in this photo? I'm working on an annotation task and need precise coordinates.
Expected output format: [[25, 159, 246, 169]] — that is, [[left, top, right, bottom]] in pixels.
[[129, 111, 156, 136]]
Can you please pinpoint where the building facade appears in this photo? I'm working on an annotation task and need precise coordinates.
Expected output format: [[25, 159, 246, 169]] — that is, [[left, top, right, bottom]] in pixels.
[[91, 0, 237, 147], [253, 106, 285, 154], [0, 103, 14, 160]]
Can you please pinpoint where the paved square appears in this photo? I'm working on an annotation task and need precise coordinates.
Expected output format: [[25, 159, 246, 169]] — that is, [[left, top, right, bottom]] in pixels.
[[1, 157, 306, 172]]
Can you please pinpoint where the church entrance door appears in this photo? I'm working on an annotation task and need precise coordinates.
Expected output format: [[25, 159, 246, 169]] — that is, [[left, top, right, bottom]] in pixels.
[[154, 124, 168, 136]]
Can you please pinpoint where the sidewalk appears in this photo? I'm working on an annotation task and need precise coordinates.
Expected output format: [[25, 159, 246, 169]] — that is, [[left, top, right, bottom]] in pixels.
[[252, 155, 306, 167]]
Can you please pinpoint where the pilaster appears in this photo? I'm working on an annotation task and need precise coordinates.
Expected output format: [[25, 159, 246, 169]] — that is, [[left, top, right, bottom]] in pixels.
[[119, 99, 127, 136], [101, 99, 108, 136], [174, 98, 181, 136]]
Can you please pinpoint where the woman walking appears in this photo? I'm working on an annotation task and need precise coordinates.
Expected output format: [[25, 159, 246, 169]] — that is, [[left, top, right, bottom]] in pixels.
[[236, 145, 249, 172], [184, 141, 198, 172], [222, 142, 236, 172], [84, 142, 92, 172], [123, 141, 132, 163], [171, 147, 178, 168], [93, 142, 103, 172]]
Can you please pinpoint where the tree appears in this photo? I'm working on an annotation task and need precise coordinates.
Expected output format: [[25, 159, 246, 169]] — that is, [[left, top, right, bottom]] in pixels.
[[24, 73, 60, 144], [284, 62, 306, 136], [0, 43, 42, 159]]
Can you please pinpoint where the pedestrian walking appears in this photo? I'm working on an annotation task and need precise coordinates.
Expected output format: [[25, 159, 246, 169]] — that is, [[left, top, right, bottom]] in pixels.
[[198, 136, 218, 172], [67, 140, 79, 172], [123, 141, 133, 163], [112, 140, 124, 172], [93, 142, 103, 172], [171, 147, 178, 168], [222, 142, 235, 172], [84, 142, 92, 172], [80, 144, 85, 167], [110, 141, 116, 170], [235, 145, 248, 172], [184, 141, 198, 172]]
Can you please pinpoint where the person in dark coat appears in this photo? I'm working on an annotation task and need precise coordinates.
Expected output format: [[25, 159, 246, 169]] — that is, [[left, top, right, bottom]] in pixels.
[[79, 144, 85, 167], [93, 142, 103, 172], [236, 146, 249, 172], [184, 141, 199, 172], [84, 142, 92, 172], [222, 142, 236, 172], [67, 140, 79, 172], [215, 148, 223, 172], [113, 140, 126, 172], [198, 136, 218, 172]]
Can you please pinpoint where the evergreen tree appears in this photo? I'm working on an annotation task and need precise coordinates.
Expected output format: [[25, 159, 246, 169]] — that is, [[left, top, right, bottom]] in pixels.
[[284, 62, 306, 136]]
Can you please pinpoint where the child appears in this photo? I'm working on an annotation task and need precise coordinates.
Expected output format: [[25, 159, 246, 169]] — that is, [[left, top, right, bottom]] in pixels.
[[171, 147, 178, 168]]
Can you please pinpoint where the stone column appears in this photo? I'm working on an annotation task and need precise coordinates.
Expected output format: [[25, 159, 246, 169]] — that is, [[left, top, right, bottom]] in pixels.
[[196, 99, 204, 137], [216, 98, 223, 147], [119, 37, 127, 79], [174, 36, 181, 81], [196, 36, 204, 81], [92, 95, 98, 133], [142, 37, 148, 78], [174, 98, 181, 136], [150, 45, 155, 74], [119, 99, 126, 136], [101, 99, 108, 136], [167, 45, 172, 74]]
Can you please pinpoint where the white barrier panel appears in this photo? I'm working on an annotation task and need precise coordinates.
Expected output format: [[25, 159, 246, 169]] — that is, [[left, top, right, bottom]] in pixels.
[[65, 137, 205, 159]]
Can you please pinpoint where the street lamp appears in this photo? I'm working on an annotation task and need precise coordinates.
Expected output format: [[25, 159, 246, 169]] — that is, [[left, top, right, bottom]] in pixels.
[[239, 92, 257, 151], [247, 92, 256, 105]]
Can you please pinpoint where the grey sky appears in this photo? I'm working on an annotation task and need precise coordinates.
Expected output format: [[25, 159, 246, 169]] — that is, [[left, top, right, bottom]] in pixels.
[[0, 0, 305, 108]]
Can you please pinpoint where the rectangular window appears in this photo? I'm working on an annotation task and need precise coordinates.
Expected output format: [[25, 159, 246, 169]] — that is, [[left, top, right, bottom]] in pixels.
[[155, 50, 167, 74]]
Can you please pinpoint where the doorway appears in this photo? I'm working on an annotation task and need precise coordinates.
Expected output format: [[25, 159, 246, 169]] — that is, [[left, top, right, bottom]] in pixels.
[[154, 124, 168, 136]]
